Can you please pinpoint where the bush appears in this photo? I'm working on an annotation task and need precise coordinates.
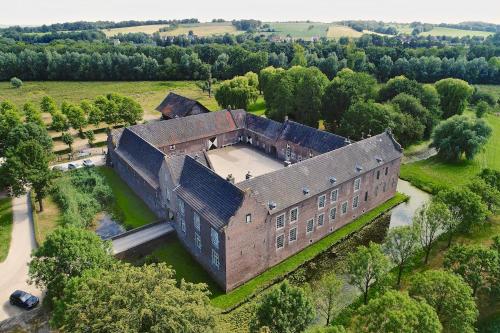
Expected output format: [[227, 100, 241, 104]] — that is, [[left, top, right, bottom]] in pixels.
[[476, 101, 490, 118], [10, 77, 23, 88]]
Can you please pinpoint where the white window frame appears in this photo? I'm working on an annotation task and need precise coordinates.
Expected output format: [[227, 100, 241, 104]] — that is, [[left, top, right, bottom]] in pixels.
[[246, 213, 252, 224], [329, 207, 337, 221], [289, 227, 297, 243], [211, 249, 219, 269], [354, 178, 361, 192], [211, 228, 219, 249], [352, 195, 359, 209], [330, 189, 338, 203], [195, 232, 201, 251], [318, 194, 326, 210], [306, 218, 314, 234], [276, 234, 285, 250], [289, 207, 299, 224], [341, 201, 348, 215], [317, 213, 325, 228], [276, 213, 285, 230], [193, 212, 200, 232], [178, 199, 186, 233]]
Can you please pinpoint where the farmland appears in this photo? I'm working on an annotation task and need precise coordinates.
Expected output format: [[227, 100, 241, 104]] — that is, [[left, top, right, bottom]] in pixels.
[[103, 24, 170, 37], [159, 22, 243, 37], [419, 26, 494, 37]]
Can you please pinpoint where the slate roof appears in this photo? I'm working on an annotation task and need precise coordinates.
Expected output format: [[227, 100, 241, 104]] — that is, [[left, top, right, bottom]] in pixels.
[[236, 131, 403, 212], [245, 113, 283, 141], [175, 156, 245, 229], [128, 110, 239, 148], [280, 120, 348, 153], [156, 93, 210, 118], [165, 153, 209, 186], [114, 128, 165, 188]]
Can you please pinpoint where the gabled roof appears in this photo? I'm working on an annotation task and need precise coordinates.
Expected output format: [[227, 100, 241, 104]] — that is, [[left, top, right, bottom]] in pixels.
[[165, 153, 209, 186], [280, 120, 348, 153], [155, 93, 210, 118], [114, 128, 165, 188], [245, 113, 284, 141], [175, 156, 244, 229], [236, 131, 403, 212], [128, 110, 240, 148]]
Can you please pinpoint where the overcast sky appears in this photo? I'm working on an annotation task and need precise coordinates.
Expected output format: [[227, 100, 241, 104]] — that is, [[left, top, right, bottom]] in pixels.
[[1, 0, 499, 26]]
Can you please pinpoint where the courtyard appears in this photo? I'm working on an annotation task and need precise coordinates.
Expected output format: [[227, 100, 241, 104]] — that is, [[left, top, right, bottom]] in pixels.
[[206, 144, 284, 183]]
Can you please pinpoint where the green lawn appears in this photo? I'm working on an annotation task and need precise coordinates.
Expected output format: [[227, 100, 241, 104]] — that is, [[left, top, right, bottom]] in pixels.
[[401, 112, 500, 193], [98, 166, 157, 229], [247, 96, 266, 116], [420, 27, 493, 38], [0, 197, 13, 262], [267, 22, 330, 38], [31, 194, 60, 245]]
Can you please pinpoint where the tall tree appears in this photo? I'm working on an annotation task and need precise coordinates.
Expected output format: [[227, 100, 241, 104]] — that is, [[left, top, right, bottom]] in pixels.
[[435, 78, 473, 118], [346, 242, 390, 304], [62, 102, 87, 135], [40, 95, 57, 115], [338, 100, 394, 140], [61, 132, 74, 152], [51, 111, 70, 133], [349, 290, 442, 333], [384, 225, 419, 287], [23, 102, 44, 126], [0, 101, 23, 156], [408, 270, 478, 333], [313, 273, 343, 326], [215, 74, 259, 110], [251, 280, 315, 333]]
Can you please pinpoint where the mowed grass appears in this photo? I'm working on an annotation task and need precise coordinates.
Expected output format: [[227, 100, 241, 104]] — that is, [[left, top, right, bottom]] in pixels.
[[98, 167, 157, 229], [0, 197, 13, 262], [401, 112, 500, 193], [159, 22, 242, 37], [32, 194, 61, 245], [103, 24, 170, 37], [419, 27, 494, 38], [327, 25, 364, 38], [267, 22, 330, 38]]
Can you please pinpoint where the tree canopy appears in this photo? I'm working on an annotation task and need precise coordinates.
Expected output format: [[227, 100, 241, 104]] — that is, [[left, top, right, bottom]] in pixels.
[[435, 78, 473, 118], [215, 73, 259, 110]]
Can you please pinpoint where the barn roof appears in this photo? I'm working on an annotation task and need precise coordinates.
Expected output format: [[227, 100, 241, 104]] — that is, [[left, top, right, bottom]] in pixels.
[[280, 120, 348, 153], [245, 113, 284, 141], [155, 93, 210, 119]]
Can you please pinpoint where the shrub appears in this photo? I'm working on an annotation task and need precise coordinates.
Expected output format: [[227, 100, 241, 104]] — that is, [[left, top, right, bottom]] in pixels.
[[10, 77, 23, 88]]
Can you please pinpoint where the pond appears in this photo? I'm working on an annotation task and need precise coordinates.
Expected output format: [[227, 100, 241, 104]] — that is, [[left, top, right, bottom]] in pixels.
[[389, 179, 431, 228], [95, 213, 125, 239]]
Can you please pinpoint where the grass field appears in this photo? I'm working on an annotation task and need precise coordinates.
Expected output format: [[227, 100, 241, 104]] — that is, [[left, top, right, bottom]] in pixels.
[[266, 22, 330, 38], [159, 22, 242, 37], [327, 25, 364, 38], [32, 194, 60, 244], [0, 197, 13, 262], [419, 27, 494, 38], [401, 112, 500, 193], [98, 167, 157, 229], [103, 24, 169, 37]]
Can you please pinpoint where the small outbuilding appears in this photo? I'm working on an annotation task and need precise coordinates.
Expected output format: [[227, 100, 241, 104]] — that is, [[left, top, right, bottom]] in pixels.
[[156, 93, 210, 120]]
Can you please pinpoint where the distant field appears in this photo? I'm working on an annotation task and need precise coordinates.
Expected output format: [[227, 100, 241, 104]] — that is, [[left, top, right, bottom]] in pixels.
[[420, 27, 494, 38], [266, 22, 330, 38], [159, 22, 242, 37], [327, 25, 364, 38], [103, 24, 170, 37]]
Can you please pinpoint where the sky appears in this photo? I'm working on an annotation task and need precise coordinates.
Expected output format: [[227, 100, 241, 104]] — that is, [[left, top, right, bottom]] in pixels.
[[1, 0, 499, 26]]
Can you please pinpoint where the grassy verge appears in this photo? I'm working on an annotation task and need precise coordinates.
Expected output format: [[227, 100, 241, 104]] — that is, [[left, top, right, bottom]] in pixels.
[[31, 193, 61, 245], [211, 193, 408, 310], [98, 166, 156, 229], [0, 197, 13, 262]]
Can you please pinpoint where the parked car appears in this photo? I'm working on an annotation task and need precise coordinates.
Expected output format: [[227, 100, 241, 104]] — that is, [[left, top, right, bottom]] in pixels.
[[83, 159, 95, 168], [68, 163, 80, 170], [52, 165, 66, 172], [9, 290, 39, 310]]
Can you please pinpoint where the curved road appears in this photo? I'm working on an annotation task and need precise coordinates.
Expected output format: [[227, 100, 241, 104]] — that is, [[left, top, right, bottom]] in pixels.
[[0, 194, 43, 321]]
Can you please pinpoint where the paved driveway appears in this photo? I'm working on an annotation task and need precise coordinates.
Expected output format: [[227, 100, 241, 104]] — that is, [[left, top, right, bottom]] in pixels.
[[51, 154, 106, 171], [0, 194, 43, 321]]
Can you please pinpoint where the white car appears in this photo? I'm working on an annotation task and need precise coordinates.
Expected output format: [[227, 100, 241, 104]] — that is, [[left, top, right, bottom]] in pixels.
[[83, 159, 95, 168]]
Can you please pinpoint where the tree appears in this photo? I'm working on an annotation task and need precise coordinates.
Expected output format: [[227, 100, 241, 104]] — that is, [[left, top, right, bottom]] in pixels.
[[52, 262, 215, 332], [443, 244, 498, 296], [349, 290, 442, 333], [215, 75, 259, 110], [378, 75, 424, 102], [5, 122, 53, 156], [290, 44, 307, 67], [313, 273, 343, 326], [51, 111, 70, 133], [414, 201, 451, 264], [467, 178, 500, 213], [476, 100, 489, 118], [62, 102, 87, 135], [479, 168, 500, 192], [346, 242, 390, 304], [251, 280, 315, 333], [436, 188, 489, 233], [391, 93, 436, 138], [431, 115, 492, 161], [61, 132, 74, 152], [85, 130, 95, 147], [0, 140, 54, 211], [10, 77, 23, 88], [384, 225, 419, 287], [435, 78, 473, 118], [40, 96, 57, 115], [321, 69, 377, 131], [0, 101, 23, 156], [338, 100, 393, 140], [23, 102, 44, 126], [119, 95, 143, 125], [29, 226, 113, 302], [408, 270, 478, 333]]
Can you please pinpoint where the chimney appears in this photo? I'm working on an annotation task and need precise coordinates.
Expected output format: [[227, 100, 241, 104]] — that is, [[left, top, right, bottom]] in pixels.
[[226, 174, 235, 184], [284, 115, 289, 122], [245, 171, 252, 180]]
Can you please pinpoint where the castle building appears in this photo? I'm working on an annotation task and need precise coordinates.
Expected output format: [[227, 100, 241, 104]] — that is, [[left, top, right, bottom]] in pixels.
[[107, 109, 403, 291]]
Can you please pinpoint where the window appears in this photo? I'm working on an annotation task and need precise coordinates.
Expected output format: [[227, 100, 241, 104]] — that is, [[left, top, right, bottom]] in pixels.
[[195, 232, 201, 251], [169, 144, 175, 151], [178, 199, 185, 215], [383, 182, 387, 192], [166, 187, 171, 202], [341, 201, 348, 215], [211, 228, 219, 249], [194, 213, 200, 232], [354, 178, 361, 192], [352, 195, 359, 209], [306, 219, 314, 234], [385, 167, 388, 176], [211, 249, 219, 269], [276, 234, 285, 249], [329, 207, 337, 221], [178, 200, 186, 233], [318, 194, 326, 210], [276, 213, 285, 230], [289, 228, 297, 242], [298, 155, 302, 162], [364, 191, 368, 202], [376, 170, 380, 180], [330, 189, 338, 203], [180, 215, 186, 233], [290, 207, 299, 223], [317, 213, 325, 227], [286, 144, 291, 159], [246, 214, 252, 224]]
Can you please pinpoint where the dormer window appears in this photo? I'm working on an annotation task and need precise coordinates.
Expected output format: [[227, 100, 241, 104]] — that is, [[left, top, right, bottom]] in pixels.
[[246, 214, 252, 224], [169, 145, 175, 151]]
